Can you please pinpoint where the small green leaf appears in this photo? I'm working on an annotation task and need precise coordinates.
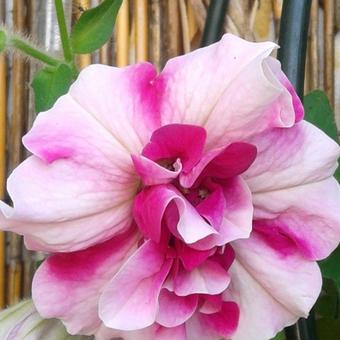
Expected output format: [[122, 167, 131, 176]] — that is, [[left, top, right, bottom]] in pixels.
[[304, 90, 340, 181], [270, 331, 286, 340], [70, 0, 122, 54], [0, 30, 6, 53], [31, 64, 73, 112], [315, 279, 339, 318], [304, 90, 338, 141], [319, 247, 340, 287], [316, 318, 340, 340]]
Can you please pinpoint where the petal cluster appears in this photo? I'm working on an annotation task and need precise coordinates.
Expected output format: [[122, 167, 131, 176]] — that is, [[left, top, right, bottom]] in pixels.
[[1, 34, 340, 340]]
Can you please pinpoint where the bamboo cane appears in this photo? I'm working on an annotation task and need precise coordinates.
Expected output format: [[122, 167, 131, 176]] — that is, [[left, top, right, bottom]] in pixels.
[[115, 0, 129, 67], [162, 0, 181, 65], [0, 0, 6, 310], [324, 0, 335, 106], [149, 0, 161, 69], [0, 53, 6, 309], [309, 0, 319, 90], [7, 0, 29, 306], [179, 0, 190, 54], [134, 0, 148, 62]]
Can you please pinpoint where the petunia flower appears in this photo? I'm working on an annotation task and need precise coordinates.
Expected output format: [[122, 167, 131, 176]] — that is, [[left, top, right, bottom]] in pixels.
[[0, 34, 340, 340]]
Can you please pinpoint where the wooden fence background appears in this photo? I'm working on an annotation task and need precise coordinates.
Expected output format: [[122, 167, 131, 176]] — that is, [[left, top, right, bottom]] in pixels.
[[0, 0, 339, 310]]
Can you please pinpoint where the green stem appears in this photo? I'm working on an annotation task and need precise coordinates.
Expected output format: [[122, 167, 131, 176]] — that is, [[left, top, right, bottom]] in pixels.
[[278, 1, 316, 339], [54, 0, 73, 62], [10, 36, 62, 66], [277, 0, 311, 99], [201, 0, 229, 47]]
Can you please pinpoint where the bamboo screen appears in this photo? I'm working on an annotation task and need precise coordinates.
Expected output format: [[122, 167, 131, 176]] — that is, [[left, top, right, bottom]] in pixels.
[[0, 0, 339, 309]]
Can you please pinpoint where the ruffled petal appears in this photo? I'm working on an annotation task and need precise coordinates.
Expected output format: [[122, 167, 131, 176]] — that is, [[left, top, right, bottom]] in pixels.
[[192, 177, 253, 250], [226, 231, 322, 340], [156, 290, 198, 327], [266, 57, 304, 122], [252, 178, 340, 260], [172, 259, 230, 296], [158, 34, 298, 150], [32, 228, 139, 335], [133, 185, 216, 244], [68, 63, 162, 150], [186, 302, 239, 340], [98, 240, 172, 331], [155, 325, 186, 340], [243, 121, 340, 193], [180, 143, 256, 189], [0, 155, 135, 252], [132, 155, 182, 186], [142, 124, 206, 173]]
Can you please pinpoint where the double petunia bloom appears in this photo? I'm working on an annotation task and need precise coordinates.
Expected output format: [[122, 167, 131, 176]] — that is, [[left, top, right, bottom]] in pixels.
[[1, 34, 340, 340]]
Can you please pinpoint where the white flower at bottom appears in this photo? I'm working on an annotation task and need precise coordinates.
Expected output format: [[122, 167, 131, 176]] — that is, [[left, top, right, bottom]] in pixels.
[[0, 299, 91, 340]]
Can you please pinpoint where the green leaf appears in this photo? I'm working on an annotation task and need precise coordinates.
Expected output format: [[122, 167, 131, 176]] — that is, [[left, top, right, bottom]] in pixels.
[[315, 278, 339, 318], [319, 247, 340, 287], [316, 318, 340, 340], [0, 30, 6, 53], [304, 90, 338, 141], [304, 90, 340, 181], [31, 64, 73, 112], [70, 0, 122, 54], [270, 331, 286, 340]]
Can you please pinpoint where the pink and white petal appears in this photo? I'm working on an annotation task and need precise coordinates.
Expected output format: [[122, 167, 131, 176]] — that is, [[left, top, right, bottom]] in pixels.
[[95, 324, 156, 340], [0, 157, 134, 252], [132, 155, 181, 186], [155, 325, 187, 340], [0, 89, 140, 251], [266, 57, 304, 122], [133, 185, 217, 244], [156, 290, 198, 327], [142, 124, 206, 173], [158, 34, 298, 150], [68, 63, 162, 151], [199, 294, 223, 314], [179, 143, 256, 189], [253, 178, 340, 260], [176, 241, 213, 271], [173, 260, 230, 296], [98, 240, 172, 331], [32, 227, 140, 336], [243, 121, 340, 193], [186, 302, 239, 340], [192, 177, 253, 250], [225, 232, 322, 340], [196, 186, 226, 230]]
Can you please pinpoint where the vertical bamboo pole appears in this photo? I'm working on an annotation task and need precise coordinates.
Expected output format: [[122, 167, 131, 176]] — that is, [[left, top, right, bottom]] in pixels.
[[162, 0, 181, 65], [187, 0, 198, 46], [179, 0, 190, 54], [324, 0, 335, 106], [134, 0, 148, 62], [116, 0, 129, 67], [309, 0, 319, 90], [149, 0, 161, 69], [74, 0, 92, 68], [7, 0, 29, 306], [0, 1, 6, 310]]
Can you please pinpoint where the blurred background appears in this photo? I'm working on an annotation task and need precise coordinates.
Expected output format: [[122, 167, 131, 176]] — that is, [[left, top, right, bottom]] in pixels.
[[0, 0, 339, 316]]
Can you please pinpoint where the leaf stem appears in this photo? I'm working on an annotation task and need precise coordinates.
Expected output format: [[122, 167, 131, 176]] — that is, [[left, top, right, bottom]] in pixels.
[[9, 36, 62, 66], [54, 0, 73, 62]]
